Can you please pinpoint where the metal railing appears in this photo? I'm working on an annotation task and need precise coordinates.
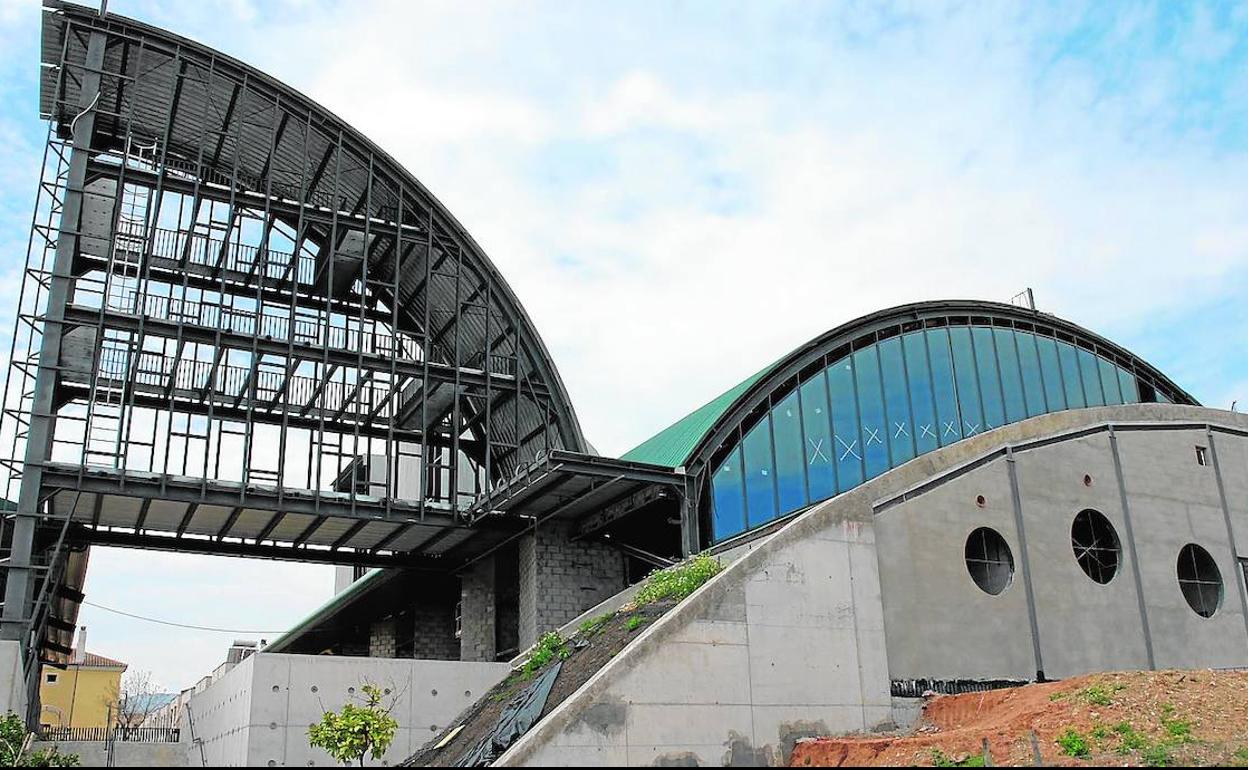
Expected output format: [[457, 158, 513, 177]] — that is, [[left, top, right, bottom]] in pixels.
[[37, 724, 181, 743]]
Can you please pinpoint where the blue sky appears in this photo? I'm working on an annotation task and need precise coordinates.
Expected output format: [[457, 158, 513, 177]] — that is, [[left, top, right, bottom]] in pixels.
[[1, 0, 1247, 689]]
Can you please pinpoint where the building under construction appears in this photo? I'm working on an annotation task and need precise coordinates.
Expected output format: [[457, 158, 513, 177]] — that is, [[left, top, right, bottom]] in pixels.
[[3, 3, 1247, 766]]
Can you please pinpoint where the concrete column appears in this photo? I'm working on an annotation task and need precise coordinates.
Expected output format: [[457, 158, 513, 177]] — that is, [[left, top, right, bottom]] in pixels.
[[518, 521, 628, 649], [459, 558, 496, 662]]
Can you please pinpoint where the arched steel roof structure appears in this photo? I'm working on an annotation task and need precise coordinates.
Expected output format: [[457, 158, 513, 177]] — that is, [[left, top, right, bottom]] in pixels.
[[38, 1, 587, 461], [3, 1, 600, 686], [624, 300, 1196, 545]]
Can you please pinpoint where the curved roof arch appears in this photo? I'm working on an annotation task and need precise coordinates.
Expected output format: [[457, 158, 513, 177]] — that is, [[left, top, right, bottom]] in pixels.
[[624, 300, 1196, 473], [42, 1, 587, 468]]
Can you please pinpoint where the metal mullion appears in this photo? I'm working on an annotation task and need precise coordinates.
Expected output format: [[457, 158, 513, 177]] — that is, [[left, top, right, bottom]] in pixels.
[[450, 241, 463, 512], [204, 70, 252, 491], [74, 35, 147, 476], [384, 188, 404, 515], [347, 154, 375, 519], [157, 56, 219, 484], [117, 46, 190, 493], [483, 275, 493, 496], [240, 91, 284, 493], [313, 130, 345, 509], [418, 207, 433, 520]]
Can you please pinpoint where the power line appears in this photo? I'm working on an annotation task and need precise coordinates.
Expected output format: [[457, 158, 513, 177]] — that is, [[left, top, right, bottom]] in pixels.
[[81, 599, 284, 635]]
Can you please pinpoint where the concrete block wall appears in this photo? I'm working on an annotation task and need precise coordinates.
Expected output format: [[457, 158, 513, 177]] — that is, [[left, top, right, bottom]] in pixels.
[[460, 558, 496, 662], [519, 520, 627, 648], [369, 619, 396, 658], [411, 600, 460, 661], [188, 652, 509, 766]]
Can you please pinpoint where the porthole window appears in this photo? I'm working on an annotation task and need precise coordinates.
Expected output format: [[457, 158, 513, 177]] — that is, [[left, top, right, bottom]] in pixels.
[[1071, 509, 1121, 584], [965, 527, 1014, 595], [1177, 544, 1222, 618]]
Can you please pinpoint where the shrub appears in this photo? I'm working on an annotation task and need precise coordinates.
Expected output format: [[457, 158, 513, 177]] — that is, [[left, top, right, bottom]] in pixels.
[[519, 631, 571, 680], [307, 683, 398, 767], [1056, 728, 1090, 758], [625, 615, 646, 632], [635, 554, 723, 606], [0, 713, 79, 767]]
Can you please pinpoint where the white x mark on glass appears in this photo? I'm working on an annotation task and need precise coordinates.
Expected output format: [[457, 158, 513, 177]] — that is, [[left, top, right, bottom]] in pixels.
[[808, 438, 829, 464], [893, 422, 910, 439], [920, 424, 937, 439], [943, 421, 958, 437], [964, 421, 980, 436], [865, 427, 883, 446], [836, 435, 861, 462]]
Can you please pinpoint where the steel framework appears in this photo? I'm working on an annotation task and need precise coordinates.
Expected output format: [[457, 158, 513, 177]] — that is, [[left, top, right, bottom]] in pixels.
[[0, 1, 600, 700]]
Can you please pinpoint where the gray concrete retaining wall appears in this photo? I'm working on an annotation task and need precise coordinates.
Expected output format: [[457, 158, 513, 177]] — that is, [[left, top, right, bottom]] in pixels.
[[32, 739, 188, 768], [187, 652, 509, 766]]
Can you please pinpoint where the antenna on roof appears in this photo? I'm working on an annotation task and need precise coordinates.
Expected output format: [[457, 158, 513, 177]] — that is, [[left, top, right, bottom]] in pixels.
[[1009, 288, 1036, 311]]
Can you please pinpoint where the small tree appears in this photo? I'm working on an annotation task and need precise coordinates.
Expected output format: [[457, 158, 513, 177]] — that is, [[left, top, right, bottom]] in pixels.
[[307, 684, 398, 767], [114, 669, 160, 727]]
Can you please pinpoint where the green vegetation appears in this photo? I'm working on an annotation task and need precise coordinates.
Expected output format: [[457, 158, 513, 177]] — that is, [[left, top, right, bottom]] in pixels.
[[1080, 684, 1114, 706], [518, 631, 572, 680], [307, 684, 399, 767], [929, 748, 985, 767], [1230, 746, 1248, 766], [1056, 728, 1091, 758], [0, 713, 79, 767], [578, 612, 614, 638], [635, 554, 723, 606], [625, 615, 646, 632], [1114, 721, 1147, 752]]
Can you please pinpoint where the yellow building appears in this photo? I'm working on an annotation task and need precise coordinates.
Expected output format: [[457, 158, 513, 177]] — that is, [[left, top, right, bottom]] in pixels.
[[38, 645, 127, 729]]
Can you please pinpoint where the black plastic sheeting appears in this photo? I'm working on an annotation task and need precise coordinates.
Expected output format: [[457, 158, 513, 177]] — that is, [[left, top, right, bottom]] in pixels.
[[456, 661, 563, 767]]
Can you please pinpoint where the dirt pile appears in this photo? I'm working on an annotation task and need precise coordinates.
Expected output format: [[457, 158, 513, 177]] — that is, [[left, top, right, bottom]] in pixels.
[[790, 669, 1248, 767]]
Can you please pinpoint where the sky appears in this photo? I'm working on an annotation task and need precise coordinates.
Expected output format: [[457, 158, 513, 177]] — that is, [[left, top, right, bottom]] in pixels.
[[1, 0, 1247, 691]]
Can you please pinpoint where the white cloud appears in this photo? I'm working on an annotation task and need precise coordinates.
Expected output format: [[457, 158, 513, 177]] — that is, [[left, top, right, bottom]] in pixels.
[[2, 0, 1247, 686]]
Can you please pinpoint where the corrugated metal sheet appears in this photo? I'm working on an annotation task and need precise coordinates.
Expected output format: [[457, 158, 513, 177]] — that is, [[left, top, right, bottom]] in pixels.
[[620, 363, 775, 468]]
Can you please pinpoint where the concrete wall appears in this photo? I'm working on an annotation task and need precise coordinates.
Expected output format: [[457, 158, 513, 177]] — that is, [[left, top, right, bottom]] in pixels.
[[876, 415, 1248, 682], [499, 508, 890, 766], [496, 405, 1248, 767], [0, 641, 25, 720], [519, 520, 628, 648], [33, 739, 188, 767], [187, 651, 508, 766]]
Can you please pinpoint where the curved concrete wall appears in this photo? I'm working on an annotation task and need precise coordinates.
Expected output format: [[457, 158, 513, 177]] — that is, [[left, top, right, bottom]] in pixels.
[[497, 405, 1248, 767]]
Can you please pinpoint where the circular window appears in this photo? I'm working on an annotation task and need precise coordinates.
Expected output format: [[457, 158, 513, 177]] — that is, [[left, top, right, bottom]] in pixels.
[[965, 527, 1014, 595], [1177, 544, 1223, 618], [1071, 509, 1121, 584]]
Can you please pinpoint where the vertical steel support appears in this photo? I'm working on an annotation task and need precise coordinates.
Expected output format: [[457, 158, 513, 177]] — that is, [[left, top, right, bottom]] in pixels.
[[1, 29, 108, 645], [680, 474, 700, 557]]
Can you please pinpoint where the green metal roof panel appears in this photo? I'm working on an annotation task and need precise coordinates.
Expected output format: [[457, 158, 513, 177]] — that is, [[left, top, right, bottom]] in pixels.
[[620, 363, 777, 468], [264, 568, 389, 653]]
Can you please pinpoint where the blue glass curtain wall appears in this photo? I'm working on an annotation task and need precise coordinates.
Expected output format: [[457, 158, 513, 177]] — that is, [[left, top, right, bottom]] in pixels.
[[709, 325, 1152, 542]]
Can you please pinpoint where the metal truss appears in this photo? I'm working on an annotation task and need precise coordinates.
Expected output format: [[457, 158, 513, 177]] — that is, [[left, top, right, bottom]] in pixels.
[[0, 1, 592, 701]]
